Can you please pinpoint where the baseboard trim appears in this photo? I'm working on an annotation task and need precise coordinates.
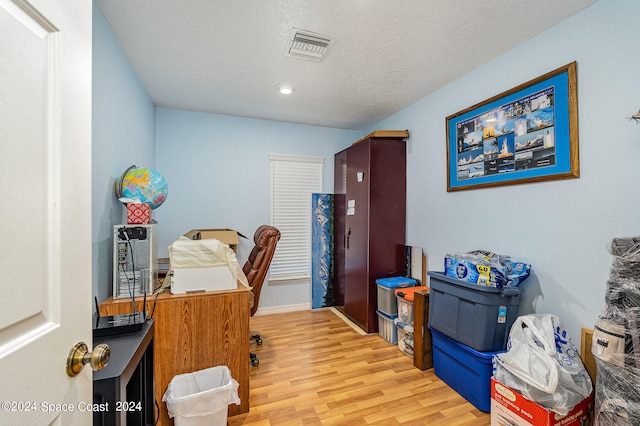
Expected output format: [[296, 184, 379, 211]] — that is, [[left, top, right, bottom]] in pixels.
[[328, 307, 367, 336], [253, 303, 310, 316]]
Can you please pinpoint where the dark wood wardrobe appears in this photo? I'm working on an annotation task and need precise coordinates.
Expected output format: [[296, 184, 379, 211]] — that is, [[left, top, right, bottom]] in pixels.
[[334, 131, 408, 333]]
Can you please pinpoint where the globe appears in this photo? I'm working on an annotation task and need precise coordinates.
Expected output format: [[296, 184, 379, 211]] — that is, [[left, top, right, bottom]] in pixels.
[[116, 166, 168, 209]]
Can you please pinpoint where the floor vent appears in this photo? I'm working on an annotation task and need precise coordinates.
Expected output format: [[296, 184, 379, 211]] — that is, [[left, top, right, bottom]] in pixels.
[[284, 28, 334, 62]]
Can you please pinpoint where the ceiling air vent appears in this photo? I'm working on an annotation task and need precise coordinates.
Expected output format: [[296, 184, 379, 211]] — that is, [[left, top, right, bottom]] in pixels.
[[284, 28, 334, 62]]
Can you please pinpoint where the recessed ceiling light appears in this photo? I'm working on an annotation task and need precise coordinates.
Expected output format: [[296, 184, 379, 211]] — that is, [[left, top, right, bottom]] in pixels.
[[278, 84, 294, 95]]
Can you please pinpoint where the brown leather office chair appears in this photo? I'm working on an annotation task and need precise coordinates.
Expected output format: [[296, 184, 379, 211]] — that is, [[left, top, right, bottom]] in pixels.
[[242, 225, 280, 366]]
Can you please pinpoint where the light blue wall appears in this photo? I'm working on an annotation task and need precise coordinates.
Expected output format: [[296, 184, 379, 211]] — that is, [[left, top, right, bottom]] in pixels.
[[92, 2, 156, 304], [93, 0, 639, 339], [154, 108, 360, 309], [369, 0, 640, 341]]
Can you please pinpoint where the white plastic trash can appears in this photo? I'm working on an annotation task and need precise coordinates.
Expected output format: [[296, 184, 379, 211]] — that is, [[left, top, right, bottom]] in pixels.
[[162, 365, 241, 426]]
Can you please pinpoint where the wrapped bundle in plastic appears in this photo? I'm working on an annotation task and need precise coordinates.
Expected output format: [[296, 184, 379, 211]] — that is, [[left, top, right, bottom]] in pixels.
[[608, 236, 640, 282], [591, 237, 640, 425], [593, 359, 640, 425]]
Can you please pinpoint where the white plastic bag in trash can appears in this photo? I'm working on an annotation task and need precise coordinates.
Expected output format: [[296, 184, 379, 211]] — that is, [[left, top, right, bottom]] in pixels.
[[493, 314, 592, 416], [162, 365, 241, 426]]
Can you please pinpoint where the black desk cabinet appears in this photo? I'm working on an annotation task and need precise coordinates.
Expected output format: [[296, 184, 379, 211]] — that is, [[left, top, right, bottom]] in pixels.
[[93, 319, 155, 426]]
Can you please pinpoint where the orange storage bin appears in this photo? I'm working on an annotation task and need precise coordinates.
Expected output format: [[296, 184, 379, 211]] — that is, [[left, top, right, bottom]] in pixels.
[[394, 286, 428, 326]]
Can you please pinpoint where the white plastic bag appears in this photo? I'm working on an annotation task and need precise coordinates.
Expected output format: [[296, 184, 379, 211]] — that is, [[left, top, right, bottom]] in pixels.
[[493, 314, 592, 415]]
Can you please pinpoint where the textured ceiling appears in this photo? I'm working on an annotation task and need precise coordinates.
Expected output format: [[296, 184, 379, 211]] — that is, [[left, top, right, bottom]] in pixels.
[[96, 0, 597, 130]]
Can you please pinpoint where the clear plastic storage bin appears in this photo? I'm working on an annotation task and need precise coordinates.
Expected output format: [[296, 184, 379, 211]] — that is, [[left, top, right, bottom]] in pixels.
[[376, 276, 416, 316], [376, 309, 398, 344], [395, 286, 428, 326]]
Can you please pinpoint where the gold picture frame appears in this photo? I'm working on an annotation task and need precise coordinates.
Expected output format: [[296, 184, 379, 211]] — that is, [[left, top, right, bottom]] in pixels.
[[446, 62, 579, 192]]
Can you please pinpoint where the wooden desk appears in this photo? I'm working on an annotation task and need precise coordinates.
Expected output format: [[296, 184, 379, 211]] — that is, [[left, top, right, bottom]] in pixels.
[[100, 283, 250, 425]]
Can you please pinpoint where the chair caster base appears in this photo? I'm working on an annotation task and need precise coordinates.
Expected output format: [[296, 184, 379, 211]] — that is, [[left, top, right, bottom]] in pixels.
[[251, 333, 263, 345], [250, 353, 259, 366]]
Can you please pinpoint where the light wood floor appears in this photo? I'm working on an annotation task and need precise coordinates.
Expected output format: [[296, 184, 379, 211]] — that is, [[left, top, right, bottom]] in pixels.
[[228, 309, 490, 426]]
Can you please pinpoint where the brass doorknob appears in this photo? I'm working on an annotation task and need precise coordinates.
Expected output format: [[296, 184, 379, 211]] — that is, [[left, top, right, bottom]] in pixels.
[[66, 342, 110, 377]]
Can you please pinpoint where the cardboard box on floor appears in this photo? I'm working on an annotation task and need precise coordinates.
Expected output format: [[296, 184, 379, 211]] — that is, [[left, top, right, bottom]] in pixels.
[[490, 378, 593, 426], [183, 228, 247, 252]]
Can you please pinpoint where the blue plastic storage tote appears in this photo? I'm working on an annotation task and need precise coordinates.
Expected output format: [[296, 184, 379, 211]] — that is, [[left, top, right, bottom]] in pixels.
[[430, 327, 504, 412]]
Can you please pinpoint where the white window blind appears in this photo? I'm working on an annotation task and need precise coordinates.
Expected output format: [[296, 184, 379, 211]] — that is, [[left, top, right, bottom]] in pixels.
[[269, 154, 324, 281]]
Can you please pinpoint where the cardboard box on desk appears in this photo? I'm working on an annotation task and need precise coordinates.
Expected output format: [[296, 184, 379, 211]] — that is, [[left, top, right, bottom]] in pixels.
[[490, 378, 594, 426], [183, 228, 247, 253]]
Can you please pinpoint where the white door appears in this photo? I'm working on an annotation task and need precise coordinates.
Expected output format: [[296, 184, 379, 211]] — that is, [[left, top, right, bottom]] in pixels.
[[0, 0, 93, 424]]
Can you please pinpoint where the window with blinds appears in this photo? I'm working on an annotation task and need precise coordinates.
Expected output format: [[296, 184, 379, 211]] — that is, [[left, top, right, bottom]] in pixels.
[[269, 154, 324, 282]]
